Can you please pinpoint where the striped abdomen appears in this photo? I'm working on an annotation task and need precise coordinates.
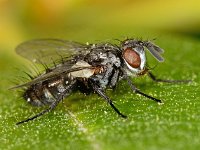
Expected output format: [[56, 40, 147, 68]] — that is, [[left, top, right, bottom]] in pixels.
[[23, 74, 77, 106]]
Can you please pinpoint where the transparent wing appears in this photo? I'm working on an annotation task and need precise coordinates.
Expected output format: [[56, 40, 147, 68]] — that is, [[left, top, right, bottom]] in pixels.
[[16, 39, 89, 64], [10, 65, 95, 89]]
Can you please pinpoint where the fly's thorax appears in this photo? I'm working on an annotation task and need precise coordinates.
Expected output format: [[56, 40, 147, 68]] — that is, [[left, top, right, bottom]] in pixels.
[[86, 48, 121, 67], [121, 40, 146, 75], [84, 48, 122, 89], [23, 74, 76, 106]]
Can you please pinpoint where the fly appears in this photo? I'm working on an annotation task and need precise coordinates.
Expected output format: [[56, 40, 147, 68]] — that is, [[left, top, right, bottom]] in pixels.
[[11, 38, 191, 125]]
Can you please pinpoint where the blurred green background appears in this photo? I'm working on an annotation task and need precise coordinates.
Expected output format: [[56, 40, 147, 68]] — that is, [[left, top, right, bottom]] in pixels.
[[1, 0, 200, 51], [0, 0, 200, 150]]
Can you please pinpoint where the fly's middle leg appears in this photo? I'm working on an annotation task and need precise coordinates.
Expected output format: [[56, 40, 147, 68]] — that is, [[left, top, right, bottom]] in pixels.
[[90, 80, 127, 118]]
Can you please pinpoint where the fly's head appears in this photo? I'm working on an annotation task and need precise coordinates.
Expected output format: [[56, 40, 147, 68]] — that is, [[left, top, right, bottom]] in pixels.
[[121, 39, 164, 75]]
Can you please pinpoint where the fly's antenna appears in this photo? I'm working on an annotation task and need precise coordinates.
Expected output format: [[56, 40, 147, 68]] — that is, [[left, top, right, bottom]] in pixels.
[[142, 41, 164, 62]]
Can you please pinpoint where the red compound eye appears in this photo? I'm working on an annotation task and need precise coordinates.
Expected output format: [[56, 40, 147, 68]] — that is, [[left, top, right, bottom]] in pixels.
[[123, 48, 141, 68]]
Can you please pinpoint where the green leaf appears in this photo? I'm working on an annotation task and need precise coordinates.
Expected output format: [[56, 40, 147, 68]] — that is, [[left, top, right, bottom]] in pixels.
[[1, 33, 200, 150]]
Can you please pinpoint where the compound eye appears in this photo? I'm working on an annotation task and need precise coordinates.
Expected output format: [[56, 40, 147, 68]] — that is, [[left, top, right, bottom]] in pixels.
[[123, 48, 141, 68]]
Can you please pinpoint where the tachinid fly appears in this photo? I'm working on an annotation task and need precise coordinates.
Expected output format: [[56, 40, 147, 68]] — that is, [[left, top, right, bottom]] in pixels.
[[11, 38, 191, 125]]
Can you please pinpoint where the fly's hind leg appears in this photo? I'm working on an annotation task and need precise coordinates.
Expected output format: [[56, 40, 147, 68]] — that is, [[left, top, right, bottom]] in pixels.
[[148, 71, 192, 83], [16, 97, 62, 125], [16, 93, 66, 125], [16, 99, 61, 125]]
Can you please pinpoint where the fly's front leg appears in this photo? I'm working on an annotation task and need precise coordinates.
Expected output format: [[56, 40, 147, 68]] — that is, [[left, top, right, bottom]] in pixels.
[[101, 63, 113, 86], [120, 67, 163, 104], [148, 71, 192, 83], [91, 82, 127, 118], [109, 69, 120, 88], [126, 76, 163, 104]]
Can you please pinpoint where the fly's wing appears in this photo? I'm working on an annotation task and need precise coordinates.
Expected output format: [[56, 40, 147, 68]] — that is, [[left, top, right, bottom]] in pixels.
[[16, 39, 89, 64], [10, 64, 95, 89], [143, 41, 164, 62]]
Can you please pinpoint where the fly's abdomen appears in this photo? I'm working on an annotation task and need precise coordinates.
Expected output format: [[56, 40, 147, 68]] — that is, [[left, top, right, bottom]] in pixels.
[[23, 74, 76, 106]]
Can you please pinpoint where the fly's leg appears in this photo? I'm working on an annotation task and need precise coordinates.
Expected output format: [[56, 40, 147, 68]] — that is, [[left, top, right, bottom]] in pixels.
[[109, 69, 120, 88], [92, 83, 127, 118], [16, 96, 63, 125], [126, 76, 163, 104], [16, 94, 64, 125], [148, 71, 192, 83], [120, 67, 163, 104]]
